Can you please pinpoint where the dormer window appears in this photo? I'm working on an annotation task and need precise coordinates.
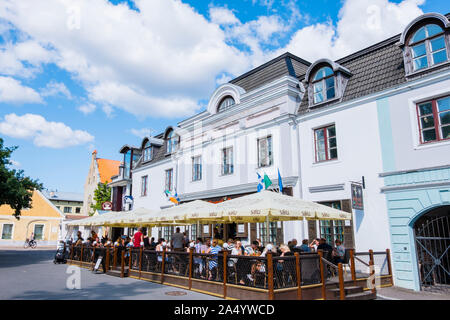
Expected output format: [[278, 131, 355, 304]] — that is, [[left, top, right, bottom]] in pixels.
[[166, 130, 179, 154], [312, 67, 335, 104], [217, 96, 235, 113], [143, 141, 152, 162], [410, 24, 448, 71]]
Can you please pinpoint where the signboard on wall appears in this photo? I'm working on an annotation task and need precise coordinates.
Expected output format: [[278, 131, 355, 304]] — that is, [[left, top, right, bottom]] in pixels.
[[351, 183, 364, 210], [101, 201, 112, 211]]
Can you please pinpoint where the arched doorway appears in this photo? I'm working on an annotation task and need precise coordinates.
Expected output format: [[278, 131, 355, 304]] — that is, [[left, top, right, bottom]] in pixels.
[[414, 205, 450, 292]]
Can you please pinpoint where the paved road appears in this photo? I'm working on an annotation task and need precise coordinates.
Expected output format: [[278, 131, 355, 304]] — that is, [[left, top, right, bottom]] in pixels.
[[0, 249, 220, 300]]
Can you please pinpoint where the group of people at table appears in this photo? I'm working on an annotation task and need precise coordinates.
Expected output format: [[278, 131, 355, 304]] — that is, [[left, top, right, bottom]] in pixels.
[[71, 227, 346, 286]]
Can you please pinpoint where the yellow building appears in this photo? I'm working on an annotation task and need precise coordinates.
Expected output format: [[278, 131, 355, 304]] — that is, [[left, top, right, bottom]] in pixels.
[[0, 189, 64, 246]]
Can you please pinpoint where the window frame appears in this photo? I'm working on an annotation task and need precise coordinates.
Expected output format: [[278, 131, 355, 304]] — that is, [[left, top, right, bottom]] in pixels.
[[166, 131, 179, 154], [1, 223, 14, 240], [312, 67, 336, 105], [141, 175, 148, 196], [143, 141, 152, 162], [63, 206, 72, 214], [192, 155, 202, 182], [409, 24, 449, 72], [75, 207, 81, 214], [34, 224, 45, 241], [314, 124, 338, 163], [217, 96, 235, 113], [416, 95, 450, 144], [257, 135, 273, 168], [165, 169, 173, 192], [221, 147, 234, 176]]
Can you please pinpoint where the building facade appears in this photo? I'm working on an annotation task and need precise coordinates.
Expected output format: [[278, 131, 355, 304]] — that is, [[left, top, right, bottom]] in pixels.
[[42, 190, 87, 241], [0, 190, 64, 246], [108, 12, 450, 291], [82, 150, 120, 216]]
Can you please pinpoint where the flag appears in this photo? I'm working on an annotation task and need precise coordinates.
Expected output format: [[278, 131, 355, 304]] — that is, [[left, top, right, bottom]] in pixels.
[[174, 189, 181, 204], [256, 173, 264, 192], [164, 190, 179, 205], [263, 173, 272, 189], [277, 168, 283, 193]]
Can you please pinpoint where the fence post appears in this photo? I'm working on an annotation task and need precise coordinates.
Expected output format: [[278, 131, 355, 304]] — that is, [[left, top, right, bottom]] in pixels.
[[318, 250, 326, 300], [338, 263, 345, 300], [267, 252, 274, 300], [189, 248, 194, 290], [70, 244, 74, 261], [350, 249, 356, 285], [386, 248, 393, 285], [369, 249, 374, 264], [223, 250, 228, 299], [370, 259, 376, 294], [92, 247, 96, 268], [129, 248, 132, 270], [139, 247, 143, 279], [294, 252, 302, 300], [113, 247, 117, 269], [121, 249, 125, 278], [161, 247, 166, 284], [80, 244, 84, 267], [105, 246, 110, 271]]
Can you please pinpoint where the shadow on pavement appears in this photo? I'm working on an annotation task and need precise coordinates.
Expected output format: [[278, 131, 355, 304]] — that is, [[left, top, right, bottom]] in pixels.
[[0, 250, 55, 269]]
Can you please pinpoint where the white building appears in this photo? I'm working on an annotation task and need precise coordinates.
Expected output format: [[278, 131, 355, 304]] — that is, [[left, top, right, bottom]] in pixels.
[[111, 12, 450, 292]]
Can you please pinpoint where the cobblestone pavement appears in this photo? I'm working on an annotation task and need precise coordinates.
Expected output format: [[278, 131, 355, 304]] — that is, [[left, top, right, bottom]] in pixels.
[[0, 249, 220, 300]]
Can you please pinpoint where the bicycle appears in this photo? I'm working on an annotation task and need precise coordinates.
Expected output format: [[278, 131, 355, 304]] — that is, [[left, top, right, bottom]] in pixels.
[[24, 238, 37, 249]]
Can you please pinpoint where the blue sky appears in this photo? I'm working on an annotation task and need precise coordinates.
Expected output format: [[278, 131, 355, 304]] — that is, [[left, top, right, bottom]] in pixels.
[[0, 0, 447, 194]]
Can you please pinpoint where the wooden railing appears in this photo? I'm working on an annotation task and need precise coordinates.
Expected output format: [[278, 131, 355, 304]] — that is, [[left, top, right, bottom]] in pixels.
[[66, 245, 393, 300]]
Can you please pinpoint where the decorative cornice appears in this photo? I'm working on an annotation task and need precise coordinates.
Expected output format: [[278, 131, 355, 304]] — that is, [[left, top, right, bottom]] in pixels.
[[309, 184, 345, 193]]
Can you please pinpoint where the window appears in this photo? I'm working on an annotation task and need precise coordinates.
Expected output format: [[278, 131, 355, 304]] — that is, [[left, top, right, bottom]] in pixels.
[[166, 131, 179, 154], [143, 141, 152, 162], [319, 202, 344, 244], [75, 207, 81, 214], [217, 96, 235, 113], [1, 224, 13, 240], [191, 224, 198, 241], [312, 67, 335, 104], [417, 96, 450, 143], [165, 169, 173, 192], [63, 207, 72, 214], [34, 224, 44, 240], [314, 125, 338, 162], [141, 175, 148, 196], [163, 226, 172, 241], [124, 150, 131, 179], [410, 24, 448, 71], [192, 156, 202, 181], [221, 147, 234, 175], [258, 222, 277, 244], [257, 136, 273, 168]]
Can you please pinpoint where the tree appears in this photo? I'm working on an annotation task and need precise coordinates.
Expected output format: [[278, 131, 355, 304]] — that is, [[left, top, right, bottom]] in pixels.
[[90, 181, 111, 215], [0, 138, 43, 219]]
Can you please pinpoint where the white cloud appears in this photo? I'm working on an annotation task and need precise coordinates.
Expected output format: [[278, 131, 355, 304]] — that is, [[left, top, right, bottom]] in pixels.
[[0, 0, 426, 119], [9, 159, 20, 167], [130, 128, 154, 138], [0, 76, 43, 104], [40, 80, 72, 99], [280, 0, 424, 61], [0, 0, 250, 119], [0, 113, 94, 148], [77, 102, 96, 115]]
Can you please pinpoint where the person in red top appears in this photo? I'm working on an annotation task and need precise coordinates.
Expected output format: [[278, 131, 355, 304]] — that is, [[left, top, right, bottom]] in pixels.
[[133, 227, 144, 247]]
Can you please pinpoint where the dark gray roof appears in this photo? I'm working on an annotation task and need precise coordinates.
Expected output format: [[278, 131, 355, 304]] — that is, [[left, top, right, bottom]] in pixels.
[[230, 52, 310, 92], [297, 12, 450, 114], [42, 191, 84, 202]]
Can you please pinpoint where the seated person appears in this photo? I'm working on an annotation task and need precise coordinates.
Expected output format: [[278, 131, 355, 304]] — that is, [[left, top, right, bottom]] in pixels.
[[332, 240, 346, 264]]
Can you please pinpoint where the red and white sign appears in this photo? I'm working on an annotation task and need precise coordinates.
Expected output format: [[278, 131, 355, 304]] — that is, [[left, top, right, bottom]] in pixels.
[[101, 201, 112, 211]]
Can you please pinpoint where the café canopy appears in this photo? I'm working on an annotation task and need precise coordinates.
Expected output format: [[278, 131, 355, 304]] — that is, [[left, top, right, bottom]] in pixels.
[[68, 190, 351, 228]]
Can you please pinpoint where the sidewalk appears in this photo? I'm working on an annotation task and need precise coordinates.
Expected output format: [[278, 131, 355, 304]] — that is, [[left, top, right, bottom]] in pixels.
[[0, 246, 56, 250], [377, 286, 450, 300]]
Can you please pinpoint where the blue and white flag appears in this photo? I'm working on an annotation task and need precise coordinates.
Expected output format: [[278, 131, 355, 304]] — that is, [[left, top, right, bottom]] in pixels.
[[257, 172, 264, 192], [278, 168, 283, 193]]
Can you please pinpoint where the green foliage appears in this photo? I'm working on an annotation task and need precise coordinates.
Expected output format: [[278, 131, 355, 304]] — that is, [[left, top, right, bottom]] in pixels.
[[90, 181, 111, 215], [0, 138, 43, 219]]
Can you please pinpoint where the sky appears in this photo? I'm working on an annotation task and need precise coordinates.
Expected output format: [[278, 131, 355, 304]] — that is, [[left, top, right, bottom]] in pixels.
[[0, 0, 448, 194]]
